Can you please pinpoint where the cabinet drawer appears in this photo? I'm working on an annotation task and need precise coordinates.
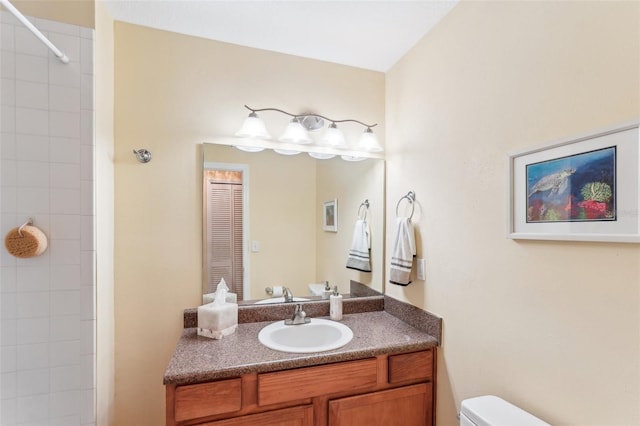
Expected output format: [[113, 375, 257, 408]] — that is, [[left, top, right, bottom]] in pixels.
[[388, 350, 433, 384], [174, 378, 242, 422], [258, 358, 378, 406]]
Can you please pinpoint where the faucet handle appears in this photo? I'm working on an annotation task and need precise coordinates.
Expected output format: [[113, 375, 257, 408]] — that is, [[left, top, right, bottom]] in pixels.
[[293, 304, 306, 321]]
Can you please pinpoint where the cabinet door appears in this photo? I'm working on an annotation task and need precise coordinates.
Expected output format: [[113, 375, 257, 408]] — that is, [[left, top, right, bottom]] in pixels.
[[328, 383, 432, 426], [200, 405, 313, 426]]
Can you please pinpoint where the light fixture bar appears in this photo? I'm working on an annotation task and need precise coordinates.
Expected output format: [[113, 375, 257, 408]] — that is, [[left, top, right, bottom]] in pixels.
[[235, 105, 383, 158], [243, 105, 378, 129]]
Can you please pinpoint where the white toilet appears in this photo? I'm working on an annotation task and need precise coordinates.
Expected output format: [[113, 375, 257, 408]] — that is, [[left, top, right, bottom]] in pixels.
[[460, 395, 551, 426]]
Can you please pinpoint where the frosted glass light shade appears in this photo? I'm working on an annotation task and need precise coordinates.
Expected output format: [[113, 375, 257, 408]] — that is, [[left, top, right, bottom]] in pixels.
[[235, 145, 265, 152], [279, 119, 311, 144], [308, 152, 336, 159], [274, 149, 301, 155], [321, 123, 346, 148], [341, 155, 367, 162], [235, 112, 271, 139], [357, 128, 383, 152]]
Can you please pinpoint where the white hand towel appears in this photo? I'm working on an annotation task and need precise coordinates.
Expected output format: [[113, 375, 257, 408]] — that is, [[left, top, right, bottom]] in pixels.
[[346, 219, 372, 272], [389, 217, 416, 286]]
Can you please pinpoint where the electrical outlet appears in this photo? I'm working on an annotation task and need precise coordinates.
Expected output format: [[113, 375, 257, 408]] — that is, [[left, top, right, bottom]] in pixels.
[[417, 258, 426, 280], [251, 240, 260, 252]]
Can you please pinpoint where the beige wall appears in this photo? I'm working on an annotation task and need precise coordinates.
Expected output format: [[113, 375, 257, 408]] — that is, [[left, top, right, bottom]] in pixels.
[[114, 22, 384, 425], [95, 1, 115, 425], [385, 1, 640, 425], [6, 0, 94, 28]]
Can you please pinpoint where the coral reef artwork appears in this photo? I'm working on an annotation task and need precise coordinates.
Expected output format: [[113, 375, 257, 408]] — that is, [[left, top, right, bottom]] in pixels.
[[526, 146, 616, 223]]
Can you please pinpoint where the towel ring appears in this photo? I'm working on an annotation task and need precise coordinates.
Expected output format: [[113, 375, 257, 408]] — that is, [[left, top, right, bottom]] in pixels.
[[395, 191, 415, 220], [358, 199, 369, 220]]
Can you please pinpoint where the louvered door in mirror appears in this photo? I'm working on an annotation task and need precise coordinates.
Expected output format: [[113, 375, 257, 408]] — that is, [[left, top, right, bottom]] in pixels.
[[205, 170, 244, 300]]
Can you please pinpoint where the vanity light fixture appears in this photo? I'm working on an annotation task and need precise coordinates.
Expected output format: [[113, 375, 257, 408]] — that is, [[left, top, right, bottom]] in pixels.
[[321, 122, 347, 148], [235, 145, 266, 153], [234, 105, 383, 158], [235, 110, 270, 152], [309, 152, 337, 160], [279, 117, 312, 144], [341, 155, 367, 162], [273, 148, 302, 156], [356, 127, 383, 153], [235, 110, 271, 139]]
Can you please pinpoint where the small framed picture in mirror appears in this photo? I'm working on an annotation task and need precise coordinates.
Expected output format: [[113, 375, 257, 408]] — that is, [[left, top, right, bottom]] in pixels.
[[323, 199, 338, 232]]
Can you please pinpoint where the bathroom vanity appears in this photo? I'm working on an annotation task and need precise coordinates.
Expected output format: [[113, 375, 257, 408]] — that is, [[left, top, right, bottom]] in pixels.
[[164, 298, 441, 426]]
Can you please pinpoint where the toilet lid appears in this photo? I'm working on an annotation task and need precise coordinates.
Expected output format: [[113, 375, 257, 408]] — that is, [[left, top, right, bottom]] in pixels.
[[460, 396, 551, 426]]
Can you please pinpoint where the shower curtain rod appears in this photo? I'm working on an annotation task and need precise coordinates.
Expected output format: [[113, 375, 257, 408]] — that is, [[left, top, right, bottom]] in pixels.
[[0, 0, 69, 63]]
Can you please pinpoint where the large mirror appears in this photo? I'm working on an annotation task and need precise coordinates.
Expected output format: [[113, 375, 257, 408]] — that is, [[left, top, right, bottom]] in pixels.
[[202, 143, 385, 303]]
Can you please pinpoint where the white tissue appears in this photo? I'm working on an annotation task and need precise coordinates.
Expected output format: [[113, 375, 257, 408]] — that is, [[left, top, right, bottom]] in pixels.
[[215, 278, 229, 303], [214, 278, 229, 304], [202, 278, 238, 305], [271, 286, 283, 297], [203, 291, 237, 305]]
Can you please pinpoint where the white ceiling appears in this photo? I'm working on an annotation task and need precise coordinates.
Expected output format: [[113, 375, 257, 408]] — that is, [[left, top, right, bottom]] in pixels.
[[104, 0, 458, 72]]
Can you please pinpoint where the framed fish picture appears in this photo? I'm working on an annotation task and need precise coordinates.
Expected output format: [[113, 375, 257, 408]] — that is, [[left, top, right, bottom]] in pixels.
[[508, 121, 640, 243], [323, 199, 338, 232]]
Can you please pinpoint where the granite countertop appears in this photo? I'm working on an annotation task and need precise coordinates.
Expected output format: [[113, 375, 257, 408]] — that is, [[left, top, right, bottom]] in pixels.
[[163, 310, 438, 386]]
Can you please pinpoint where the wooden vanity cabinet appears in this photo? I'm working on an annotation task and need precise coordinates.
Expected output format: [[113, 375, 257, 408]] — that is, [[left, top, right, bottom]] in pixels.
[[200, 406, 314, 426], [328, 383, 431, 426], [166, 348, 436, 426]]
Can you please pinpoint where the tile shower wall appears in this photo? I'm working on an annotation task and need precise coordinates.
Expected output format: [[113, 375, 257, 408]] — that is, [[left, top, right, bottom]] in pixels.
[[0, 11, 95, 426]]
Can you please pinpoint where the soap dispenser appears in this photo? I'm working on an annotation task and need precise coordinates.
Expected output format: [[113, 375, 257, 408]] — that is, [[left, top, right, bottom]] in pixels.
[[330, 286, 343, 321], [322, 281, 332, 300]]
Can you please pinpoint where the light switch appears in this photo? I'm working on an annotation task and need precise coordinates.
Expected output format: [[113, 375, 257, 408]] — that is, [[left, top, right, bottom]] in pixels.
[[251, 240, 260, 252], [417, 258, 426, 280]]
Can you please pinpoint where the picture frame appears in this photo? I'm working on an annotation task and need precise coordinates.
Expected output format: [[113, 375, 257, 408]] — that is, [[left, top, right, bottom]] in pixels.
[[507, 121, 640, 243], [323, 199, 338, 232]]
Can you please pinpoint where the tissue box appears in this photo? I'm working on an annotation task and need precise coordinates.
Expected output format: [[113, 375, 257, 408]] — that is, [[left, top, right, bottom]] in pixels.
[[197, 302, 238, 340]]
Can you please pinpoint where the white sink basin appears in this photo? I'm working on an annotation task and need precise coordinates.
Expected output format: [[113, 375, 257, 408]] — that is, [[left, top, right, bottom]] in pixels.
[[258, 318, 353, 353], [254, 297, 310, 305]]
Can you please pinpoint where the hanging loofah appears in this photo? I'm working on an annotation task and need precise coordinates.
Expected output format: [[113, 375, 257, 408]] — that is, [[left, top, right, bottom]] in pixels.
[[4, 225, 48, 258]]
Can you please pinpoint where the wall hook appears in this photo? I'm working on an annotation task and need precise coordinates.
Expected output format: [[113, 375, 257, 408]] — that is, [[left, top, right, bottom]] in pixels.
[[18, 217, 33, 237], [133, 149, 152, 163]]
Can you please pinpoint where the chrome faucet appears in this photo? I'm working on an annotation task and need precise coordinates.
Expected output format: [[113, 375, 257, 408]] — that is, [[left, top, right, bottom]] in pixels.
[[285, 304, 310, 325], [282, 286, 294, 303]]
